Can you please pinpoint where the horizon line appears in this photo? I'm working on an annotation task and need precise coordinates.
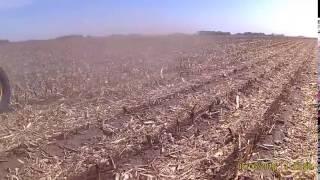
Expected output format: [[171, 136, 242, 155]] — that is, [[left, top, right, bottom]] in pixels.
[[1, 30, 317, 43]]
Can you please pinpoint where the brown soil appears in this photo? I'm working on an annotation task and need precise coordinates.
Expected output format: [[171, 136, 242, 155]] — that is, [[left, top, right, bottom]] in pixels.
[[0, 35, 316, 180]]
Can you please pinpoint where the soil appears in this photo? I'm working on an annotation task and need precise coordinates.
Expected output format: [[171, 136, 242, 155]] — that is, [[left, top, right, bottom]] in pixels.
[[0, 35, 316, 180]]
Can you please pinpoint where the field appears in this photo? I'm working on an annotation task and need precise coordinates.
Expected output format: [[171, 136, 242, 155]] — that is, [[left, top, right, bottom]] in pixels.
[[0, 35, 317, 179]]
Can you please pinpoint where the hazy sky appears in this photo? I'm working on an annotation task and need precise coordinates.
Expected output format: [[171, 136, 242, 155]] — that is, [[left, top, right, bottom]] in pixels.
[[0, 0, 317, 41]]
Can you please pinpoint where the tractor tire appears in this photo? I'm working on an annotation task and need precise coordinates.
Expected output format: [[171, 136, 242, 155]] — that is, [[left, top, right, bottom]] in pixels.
[[0, 67, 11, 112]]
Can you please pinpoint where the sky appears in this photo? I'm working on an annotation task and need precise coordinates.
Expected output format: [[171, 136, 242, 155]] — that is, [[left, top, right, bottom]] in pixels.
[[0, 0, 317, 41]]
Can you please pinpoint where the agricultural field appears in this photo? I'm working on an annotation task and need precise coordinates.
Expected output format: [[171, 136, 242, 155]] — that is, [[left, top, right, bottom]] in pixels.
[[0, 35, 317, 179]]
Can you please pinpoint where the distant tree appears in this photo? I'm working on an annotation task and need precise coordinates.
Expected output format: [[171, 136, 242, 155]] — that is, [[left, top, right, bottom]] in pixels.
[[198, 31, 231, 36], [55, 35, 84, 40], [0, 39, 9, 44]]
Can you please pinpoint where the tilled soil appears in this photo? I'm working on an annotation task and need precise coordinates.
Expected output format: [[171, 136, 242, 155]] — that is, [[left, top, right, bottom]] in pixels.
[[0, 36, 290, 153], [0, 35, 316, 180], [236, 46, 318, 179]]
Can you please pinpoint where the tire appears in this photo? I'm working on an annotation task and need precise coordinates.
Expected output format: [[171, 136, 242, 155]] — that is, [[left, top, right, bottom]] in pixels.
[[0, 67, 11, 112]]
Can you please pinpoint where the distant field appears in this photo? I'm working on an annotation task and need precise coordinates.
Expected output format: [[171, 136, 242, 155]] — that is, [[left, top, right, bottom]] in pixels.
[[0, 35, 317, 179]]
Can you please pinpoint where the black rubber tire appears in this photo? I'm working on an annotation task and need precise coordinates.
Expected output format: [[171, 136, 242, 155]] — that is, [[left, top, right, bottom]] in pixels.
[[0, 67, 11, 112]]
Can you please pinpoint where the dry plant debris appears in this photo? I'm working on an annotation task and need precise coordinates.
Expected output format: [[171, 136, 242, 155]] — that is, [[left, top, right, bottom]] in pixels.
[[0, 35, 316, 180]]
